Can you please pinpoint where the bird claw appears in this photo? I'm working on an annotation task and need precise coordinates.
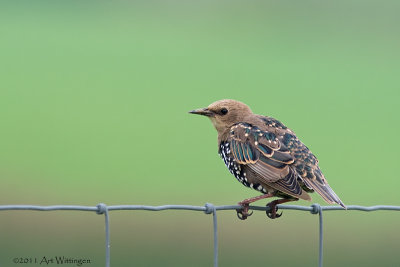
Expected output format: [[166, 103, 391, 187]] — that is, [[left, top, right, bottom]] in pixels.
[[266, 202, 282, 219], [236, 209, 253, 220], [266, 210, 282, 219], [236, 203, 253, 220]]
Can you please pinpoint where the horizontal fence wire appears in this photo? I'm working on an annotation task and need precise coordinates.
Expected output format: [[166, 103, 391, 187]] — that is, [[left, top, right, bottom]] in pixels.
[[1, 204, 399, 267]]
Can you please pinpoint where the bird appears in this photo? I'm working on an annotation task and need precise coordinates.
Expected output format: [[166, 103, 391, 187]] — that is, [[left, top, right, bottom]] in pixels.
[[189, 99, 345, 219]]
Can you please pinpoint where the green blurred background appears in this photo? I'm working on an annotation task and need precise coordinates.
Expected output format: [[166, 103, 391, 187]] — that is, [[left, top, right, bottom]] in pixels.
[[0, 0, 399, 266]]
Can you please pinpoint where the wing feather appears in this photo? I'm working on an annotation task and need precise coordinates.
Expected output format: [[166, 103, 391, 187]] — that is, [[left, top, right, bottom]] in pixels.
[[226, 120, 344, 207], [281, 132, 346, 208], [228, 123, 309, 199]]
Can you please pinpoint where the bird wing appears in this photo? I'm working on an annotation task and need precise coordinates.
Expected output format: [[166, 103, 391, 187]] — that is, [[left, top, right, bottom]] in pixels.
[[282, 132, 346, 207], [228, 123, 311, 200]]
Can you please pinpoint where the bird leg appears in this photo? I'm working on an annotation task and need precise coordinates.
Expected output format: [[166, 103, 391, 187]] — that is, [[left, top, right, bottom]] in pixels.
[[266, 198, 298, 219], [236, 193, 275, 220]]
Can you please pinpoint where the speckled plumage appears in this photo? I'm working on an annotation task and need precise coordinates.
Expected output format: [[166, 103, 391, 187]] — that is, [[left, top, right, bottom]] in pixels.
[[190, 99, 345, 219]]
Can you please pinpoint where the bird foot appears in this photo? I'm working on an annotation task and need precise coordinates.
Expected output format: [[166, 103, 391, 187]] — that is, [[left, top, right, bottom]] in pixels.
[[236, 203, 253, 220], [266, 201, 282, 219]]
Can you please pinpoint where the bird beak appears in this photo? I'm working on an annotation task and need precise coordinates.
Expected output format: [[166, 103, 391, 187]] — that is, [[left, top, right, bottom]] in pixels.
[[189, 107, 213, 117]]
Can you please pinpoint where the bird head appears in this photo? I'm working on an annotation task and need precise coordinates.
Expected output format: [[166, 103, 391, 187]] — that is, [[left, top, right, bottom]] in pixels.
[[189, 99, 253, 133]]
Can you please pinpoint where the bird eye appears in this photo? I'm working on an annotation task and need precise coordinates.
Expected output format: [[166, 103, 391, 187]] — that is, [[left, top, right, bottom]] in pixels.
[[220, 108, 228, 115]]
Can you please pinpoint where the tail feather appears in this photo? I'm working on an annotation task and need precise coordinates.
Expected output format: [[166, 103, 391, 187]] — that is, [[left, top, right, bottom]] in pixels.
[[304, 180, 346, 209]]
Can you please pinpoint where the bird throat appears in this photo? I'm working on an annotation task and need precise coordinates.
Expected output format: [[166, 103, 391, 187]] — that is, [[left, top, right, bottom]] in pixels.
[[209, 117, 225, 133]]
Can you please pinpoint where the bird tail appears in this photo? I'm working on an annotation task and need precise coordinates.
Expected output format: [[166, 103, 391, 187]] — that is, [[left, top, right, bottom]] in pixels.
[[304, 179, 346, 209]]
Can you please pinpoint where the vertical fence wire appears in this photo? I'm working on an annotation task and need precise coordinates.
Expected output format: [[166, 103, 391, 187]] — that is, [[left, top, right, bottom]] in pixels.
[[212, 209, 218, 267], [318, 208, 323, 267], [205, 203, 219, 267], [311, 204, 324, 267], [1, 203, 399, 267], [97, 203, 110, 267]]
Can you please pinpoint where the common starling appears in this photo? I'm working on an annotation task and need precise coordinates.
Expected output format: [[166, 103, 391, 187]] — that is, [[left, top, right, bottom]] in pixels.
[[190, 99, 345, 219]]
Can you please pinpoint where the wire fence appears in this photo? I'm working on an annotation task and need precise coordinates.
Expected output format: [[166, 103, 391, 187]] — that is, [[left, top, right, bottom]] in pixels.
[[1, 203, 399, 267]]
